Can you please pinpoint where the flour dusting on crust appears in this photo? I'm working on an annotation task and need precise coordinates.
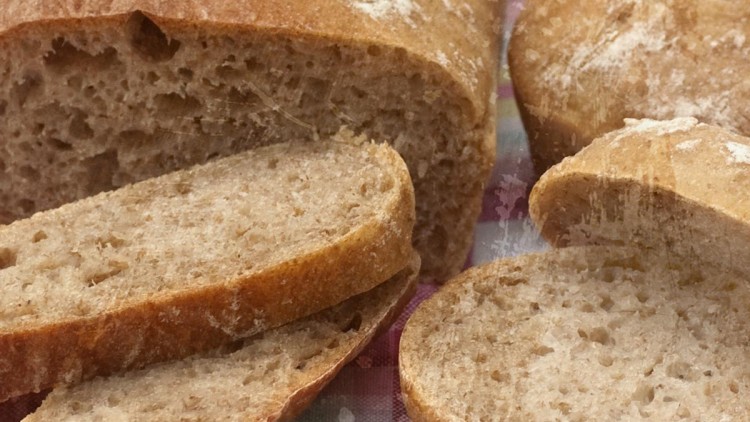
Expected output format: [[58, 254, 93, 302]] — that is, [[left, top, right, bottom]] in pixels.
[[348, 0, 421, 24], [724, 141, 750, 165]]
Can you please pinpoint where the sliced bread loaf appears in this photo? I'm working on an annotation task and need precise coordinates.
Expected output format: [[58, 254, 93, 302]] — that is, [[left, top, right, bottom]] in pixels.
[[0, 0, 501, 279], [0, 139, 415, 402], [530, 118, 750, 278], [400, 246, 750, 421], [24, 255, 420, 422], [509, 0, 750, 172]]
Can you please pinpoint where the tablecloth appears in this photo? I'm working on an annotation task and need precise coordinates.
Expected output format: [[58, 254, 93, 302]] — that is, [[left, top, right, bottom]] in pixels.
[[0, 1, 546, 420]]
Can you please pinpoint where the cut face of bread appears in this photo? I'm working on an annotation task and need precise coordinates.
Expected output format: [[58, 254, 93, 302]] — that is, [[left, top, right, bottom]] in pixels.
[[400, 247, 750, 421], [0, 140, 414, 402], [530, 119, 750, 278], [509, 0, 750, 172], [24, 255, 419, 422], [0, 1, 501, 278]]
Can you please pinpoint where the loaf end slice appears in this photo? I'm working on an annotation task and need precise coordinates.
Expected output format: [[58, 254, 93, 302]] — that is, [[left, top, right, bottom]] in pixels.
[[0, 139, 414, 401], [24, 254, 419, 421], [530, 118, 750, 278], [400, 246, 750, 421]]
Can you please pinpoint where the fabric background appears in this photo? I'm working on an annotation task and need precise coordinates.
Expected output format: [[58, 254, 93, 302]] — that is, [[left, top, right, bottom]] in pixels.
[[0, 1, 545, 420]]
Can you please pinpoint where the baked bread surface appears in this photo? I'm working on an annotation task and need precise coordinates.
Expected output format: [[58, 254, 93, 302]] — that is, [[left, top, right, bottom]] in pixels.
[[0, 0, 502, 279], [400, 246, 750, 421], [0, 140, 414, 401], [530, 118, 750, 278], [509, 0, 750, 172], [24, 255, 420, 422]]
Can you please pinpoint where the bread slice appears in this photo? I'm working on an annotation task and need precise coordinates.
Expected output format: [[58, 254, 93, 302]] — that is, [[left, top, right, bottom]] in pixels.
[[530, 118, 750, 278], [24, 254, 419, 422], [509, 0, 749, 172], [400, 246, 750, 421], [0, 0, 501, 279], [0, 139, 415, 402]]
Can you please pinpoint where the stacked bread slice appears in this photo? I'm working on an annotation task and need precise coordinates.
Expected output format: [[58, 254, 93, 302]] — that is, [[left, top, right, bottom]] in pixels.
[[400, 120, 750, 420], [0, 137, 418, 419]]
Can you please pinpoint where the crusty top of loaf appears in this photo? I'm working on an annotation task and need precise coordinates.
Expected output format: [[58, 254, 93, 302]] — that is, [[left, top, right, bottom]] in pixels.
[[510, 0, 749, 145], [530, 118, 750, 277], [1, 0, 501, 123]]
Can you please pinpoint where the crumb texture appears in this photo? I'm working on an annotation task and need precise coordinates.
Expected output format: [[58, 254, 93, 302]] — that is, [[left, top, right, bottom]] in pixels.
[[0, 0, 501, 278], [400, 247, 750, 421], [0, 141, 403, 332], [24, 256, 419, 422]]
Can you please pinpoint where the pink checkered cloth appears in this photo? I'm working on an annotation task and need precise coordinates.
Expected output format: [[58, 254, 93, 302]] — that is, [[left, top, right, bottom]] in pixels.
[[0, 2, 537, 420]]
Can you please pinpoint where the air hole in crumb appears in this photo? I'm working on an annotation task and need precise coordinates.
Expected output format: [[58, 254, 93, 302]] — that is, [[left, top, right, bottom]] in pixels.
[[154, 93, 201, 117], [0, 248, 18, 270], [490, 370, 508, 383], [295, 361, 307, 371], [18, 199, 36, 214], [128, 11, 181, 62], [87, 261, 128, 286], [69, 113, 94, 139], [267, 158, 278, 169], [588, 327, 613, 345], [0, 100, 6, 116], [529, 302, 540, 312], [342, 313, 362, 332], [632, 384, 655, 405], [729, 381, 739, 394], [12, 73, 42, 107], [636, 291, 649, 303], [704, 370, 713, 377], [663, 396, 676, 402], [46, 137, 73, 151], [96, 235, 126, 249], [44, 37, 119, 72], [532, 345, 554, 356], [245, 57, 263, 72], [19, 165, 40, 182], [600, 295, 615, 312], [598, 354, 614, 367], [326, 339, 340, 349], [32, 231, 48, 243], [561, 300, 571, 308], [580, 302, 595, 313], [667, 361, 697, 381], [178, 67, 194, 79]]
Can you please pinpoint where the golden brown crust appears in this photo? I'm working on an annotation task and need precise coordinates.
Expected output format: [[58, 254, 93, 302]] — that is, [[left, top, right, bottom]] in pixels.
[[0, 144, 415, 402], [274, 255, 419, 422], [509, 0, 750, 173], [530, 119, 750, 277]]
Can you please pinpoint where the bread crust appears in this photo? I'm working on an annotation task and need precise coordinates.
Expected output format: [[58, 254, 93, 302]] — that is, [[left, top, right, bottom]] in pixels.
[[0, 0, 502, 279], [530, 119, 750, 277], [0, 142, 415, 402], [509, 0, 750, 173], [24, 255, 420, 421]]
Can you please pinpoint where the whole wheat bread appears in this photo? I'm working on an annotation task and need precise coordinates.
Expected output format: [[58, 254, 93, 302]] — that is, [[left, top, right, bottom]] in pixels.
[[0, 0, 501, 279], [0, 139, 414, 402], [24, 255, 420, 422], [530, 118, 750, 278], [509, 0, 750, 172], [400, 247, 750, 421]]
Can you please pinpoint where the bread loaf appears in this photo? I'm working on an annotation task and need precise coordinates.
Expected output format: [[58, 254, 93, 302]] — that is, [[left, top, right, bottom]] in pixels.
[[509, 0, 750, 172], [0, 139, 414, 401], [400, 247, 750, 421], [24, 255, 419, 422], [530, 118, 750, 278], [0, 0, 502, 279]]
